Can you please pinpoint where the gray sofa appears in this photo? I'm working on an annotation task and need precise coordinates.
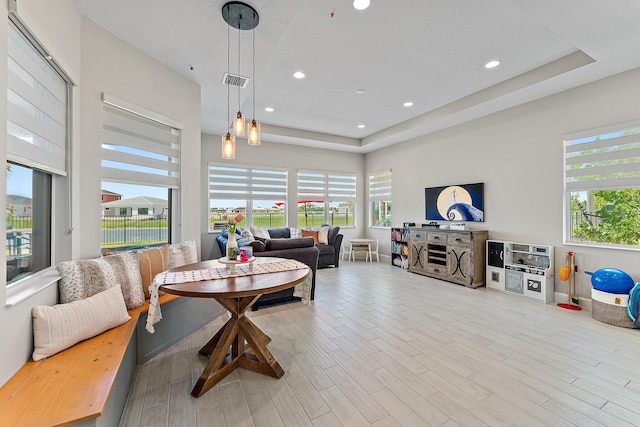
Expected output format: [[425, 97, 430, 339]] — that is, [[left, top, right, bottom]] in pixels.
[[216, 228, 320, 310]]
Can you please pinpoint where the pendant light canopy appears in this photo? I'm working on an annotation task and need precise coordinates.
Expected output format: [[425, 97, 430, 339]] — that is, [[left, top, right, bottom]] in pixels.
[[222, 2, 260, 156]]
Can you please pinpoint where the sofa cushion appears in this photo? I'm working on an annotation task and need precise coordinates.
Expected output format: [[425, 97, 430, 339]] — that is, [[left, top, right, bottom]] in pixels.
[[318, 226, 331, 245], [302, 229, 319, 244], [249, 226, 271, 240], [268, 227, 291, 239], [316, 243, 336, 256], [240, 228, 255, 241], [58, 251, 146, 310], [290, 227, 302, 238], [32, 285, 131, 361], [250, 240, 267, 252], [266, 237, 315, 251], [167, 239, 198, 269], [137, 245, 169, 298]]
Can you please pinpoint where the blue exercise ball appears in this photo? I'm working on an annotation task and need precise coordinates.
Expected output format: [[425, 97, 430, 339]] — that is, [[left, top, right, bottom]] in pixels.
[[585, 268, 635, 294]]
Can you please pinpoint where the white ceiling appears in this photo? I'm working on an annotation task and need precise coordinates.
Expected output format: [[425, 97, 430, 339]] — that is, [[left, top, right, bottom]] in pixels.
[[73, 0, 640, 153]]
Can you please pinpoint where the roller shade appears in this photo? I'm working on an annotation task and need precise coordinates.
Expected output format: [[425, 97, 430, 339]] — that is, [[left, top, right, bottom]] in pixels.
[[565, 123, 640, 191], [101, 103, 180, 188], [369, 169, 392, 201], [209, 164, 287, 200], [6, 23, 69, 176], [297, 170, 356, 202]]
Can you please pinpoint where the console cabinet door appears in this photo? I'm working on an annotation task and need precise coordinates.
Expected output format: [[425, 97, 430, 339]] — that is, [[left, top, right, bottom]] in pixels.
[[408, 241, 427, 273], [447, 246, 472, 284]]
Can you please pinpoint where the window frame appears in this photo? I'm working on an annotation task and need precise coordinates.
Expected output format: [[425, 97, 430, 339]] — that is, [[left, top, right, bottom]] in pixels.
[[563, 120, 640, 250], [5, 13, 74, 305], [296, 169, 356, 228], [208, 163, 288, 231], [369, 169, 392, 228]]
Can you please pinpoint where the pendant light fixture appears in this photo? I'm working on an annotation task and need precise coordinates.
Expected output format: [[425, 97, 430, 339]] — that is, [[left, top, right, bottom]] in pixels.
[[247, 9, 260, 145], [222, 2, 260, 154], [222, 7, 235, 159]]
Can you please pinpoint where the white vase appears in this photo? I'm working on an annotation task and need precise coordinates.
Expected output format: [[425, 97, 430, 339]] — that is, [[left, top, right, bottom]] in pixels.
[[227, 233, 238, 260]]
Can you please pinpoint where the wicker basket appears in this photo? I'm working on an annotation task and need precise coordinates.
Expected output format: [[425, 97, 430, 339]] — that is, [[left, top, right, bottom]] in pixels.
[[591, 289, 636, 328]]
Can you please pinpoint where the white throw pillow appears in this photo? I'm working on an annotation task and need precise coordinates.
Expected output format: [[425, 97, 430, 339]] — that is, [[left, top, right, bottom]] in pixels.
[[318, 226, 331, 245], [167, 239, 198, 269], [290, 227, 302, 238], [32, 285, 131, 361], [249, 226, 271, 240]]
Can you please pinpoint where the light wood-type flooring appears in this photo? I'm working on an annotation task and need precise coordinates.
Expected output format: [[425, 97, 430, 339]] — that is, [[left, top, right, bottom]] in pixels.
[[120, 261, 640, 426]]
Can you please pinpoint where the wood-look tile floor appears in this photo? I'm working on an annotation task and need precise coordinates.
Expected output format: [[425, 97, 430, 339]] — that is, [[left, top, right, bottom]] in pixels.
[[120, 261, 640, 427]]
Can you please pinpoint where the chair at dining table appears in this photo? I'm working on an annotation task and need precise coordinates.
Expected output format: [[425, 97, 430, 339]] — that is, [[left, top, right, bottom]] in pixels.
[[366, 238, 379, 263]]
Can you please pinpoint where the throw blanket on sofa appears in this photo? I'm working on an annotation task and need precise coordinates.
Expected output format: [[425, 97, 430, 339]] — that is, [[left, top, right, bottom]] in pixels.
[[146, 259, 311, 333]]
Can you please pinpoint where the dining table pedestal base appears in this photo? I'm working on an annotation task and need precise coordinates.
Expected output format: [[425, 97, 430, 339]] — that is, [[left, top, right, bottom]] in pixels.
[[191, 294, 284, 398]]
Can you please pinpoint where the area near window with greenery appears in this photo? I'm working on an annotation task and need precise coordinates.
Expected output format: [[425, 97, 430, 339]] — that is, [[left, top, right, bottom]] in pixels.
[[369, 169, 392, 227], [565, 122, 640, 247], [297, 170, 355, 227], [100, 98, 180, 252], [209, 164, 288, 230]]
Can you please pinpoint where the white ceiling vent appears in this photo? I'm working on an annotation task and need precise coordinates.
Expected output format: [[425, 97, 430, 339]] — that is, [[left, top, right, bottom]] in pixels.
[[222, 72, 250, 88]]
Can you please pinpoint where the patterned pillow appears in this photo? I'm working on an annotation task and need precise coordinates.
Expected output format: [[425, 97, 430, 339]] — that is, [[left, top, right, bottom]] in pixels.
[[290, 227, 302, 238], [249, 226, 271, 240], [167, 239, 198, 269], [240, 228, 255, 241], [137, 245, 170, 298], [57, 251, 145, 310], [32, 285, 131, 361]]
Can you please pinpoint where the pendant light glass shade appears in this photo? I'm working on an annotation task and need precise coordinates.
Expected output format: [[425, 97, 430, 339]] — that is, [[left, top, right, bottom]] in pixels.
[[221, 132, 235, 159], [248, 119, 260, 145], [233, 111, 246, 136]]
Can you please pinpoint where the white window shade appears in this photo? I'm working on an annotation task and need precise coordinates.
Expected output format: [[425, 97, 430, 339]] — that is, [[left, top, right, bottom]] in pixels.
[[101, 103, 180, 188], [209, 164, 287, 201], [565, 124, 640, 191], [369, 169, 392, 201], [297, 170, 356, 201], [6, 23, 69, 176]]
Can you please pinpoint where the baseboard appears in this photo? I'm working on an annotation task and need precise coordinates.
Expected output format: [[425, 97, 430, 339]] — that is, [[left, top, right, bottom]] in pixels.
[[554, 292, 592, 311]]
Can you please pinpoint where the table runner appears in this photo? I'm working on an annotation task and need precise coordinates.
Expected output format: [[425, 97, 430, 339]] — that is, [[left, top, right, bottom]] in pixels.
[[146, 258, 311, 333]]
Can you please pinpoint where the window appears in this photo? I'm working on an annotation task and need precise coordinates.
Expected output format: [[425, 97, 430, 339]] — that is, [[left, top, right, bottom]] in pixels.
[[369, 169, 392, 227], [209, 164, 287, 230], [5, 19, 72, 289], [564, 121, 640, 248], [297, 170, 356, 227], [100, 95, 180, 252]]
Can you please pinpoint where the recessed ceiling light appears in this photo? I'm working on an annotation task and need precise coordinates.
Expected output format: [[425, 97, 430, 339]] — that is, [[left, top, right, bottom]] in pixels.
[[264, 107, 274, 112], [293, 71, 306, 79], [355, 88, 366, 94], [403, 101, 414, 107], [357, 124, 366, 129], [353, 0, 370, 11], [485, 60, 500, 69]]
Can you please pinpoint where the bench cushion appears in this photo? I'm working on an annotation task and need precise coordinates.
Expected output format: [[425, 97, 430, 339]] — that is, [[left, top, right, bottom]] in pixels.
[[138, 245, 170, 298], [58, 251, 146, 310], [167, 238, 198, 269], [32, 285, 131, 361]]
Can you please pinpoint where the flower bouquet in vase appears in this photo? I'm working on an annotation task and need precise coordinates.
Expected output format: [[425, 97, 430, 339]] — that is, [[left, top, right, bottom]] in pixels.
[[224, 214, 243, 260]]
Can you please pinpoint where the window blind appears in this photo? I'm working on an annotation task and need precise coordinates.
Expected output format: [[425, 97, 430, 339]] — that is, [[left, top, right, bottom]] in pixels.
[[297, 170, 356, 202], [101, 103, 180, 188], [209, 164, 287, 201], [564, 123, 640, 191], [6, 23, 69, 176], [369, 169, 392, 201]]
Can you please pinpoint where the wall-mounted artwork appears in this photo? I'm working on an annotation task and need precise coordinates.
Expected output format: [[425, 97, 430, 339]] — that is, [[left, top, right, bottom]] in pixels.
[[425, 182, 484, 222]]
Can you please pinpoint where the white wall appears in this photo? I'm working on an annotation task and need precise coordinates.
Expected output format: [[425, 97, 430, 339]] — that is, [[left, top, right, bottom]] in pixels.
[[200, 135, 365, 260], [366, 67, 640, 300], [79, 18, 202, 257], [0, 1, 201, 386]]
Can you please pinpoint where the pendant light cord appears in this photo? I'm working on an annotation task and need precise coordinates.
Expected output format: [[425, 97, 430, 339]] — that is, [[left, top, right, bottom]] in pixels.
[[227, 11, 230, 131], [237, 16, 241, 112], [252, 15, 256, 119]]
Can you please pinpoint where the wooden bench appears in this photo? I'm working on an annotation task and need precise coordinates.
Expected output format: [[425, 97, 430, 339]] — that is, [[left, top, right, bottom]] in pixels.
[[0, 294, 224, 426]]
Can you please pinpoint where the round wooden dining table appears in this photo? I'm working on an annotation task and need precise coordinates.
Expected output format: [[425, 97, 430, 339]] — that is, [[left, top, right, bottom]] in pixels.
[[160, 257, 310, 398]]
